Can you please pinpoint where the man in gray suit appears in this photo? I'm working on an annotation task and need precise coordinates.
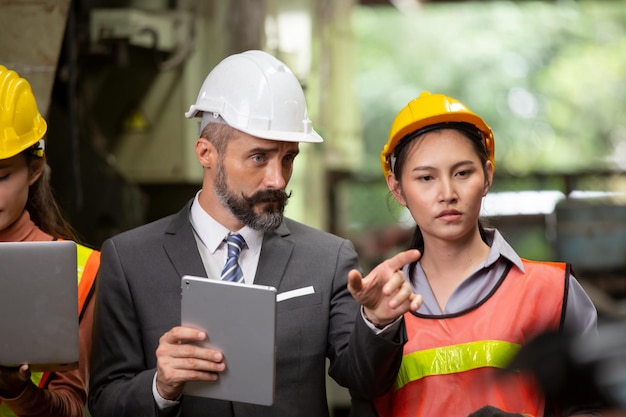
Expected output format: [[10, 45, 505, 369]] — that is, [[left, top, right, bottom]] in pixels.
[[88, 50, 421, 417]]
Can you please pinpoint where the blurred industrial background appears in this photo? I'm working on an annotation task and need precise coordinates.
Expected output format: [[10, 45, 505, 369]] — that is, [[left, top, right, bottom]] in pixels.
[[1, 0, 625, 415]]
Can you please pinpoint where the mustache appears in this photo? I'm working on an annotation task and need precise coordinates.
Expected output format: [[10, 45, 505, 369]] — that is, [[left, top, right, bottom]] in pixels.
[[242, 189, 291, 205]]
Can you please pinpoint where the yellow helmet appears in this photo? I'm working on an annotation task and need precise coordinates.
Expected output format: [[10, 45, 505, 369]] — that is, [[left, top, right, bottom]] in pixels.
[[381, 91, 494, 177], [0, 65, 47, 159]]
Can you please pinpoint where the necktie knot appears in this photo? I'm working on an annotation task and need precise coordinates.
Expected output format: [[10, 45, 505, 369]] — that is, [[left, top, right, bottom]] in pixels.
[[225, 233, 245, 256], [221, 233, 246, 282]]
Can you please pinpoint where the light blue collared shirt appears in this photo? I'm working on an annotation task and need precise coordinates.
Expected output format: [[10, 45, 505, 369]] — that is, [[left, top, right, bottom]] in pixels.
[[408, 228, 597, 337]]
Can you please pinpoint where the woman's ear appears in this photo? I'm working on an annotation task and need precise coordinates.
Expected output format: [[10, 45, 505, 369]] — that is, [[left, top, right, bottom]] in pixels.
[[28, 157, 45, 186], [386, 173, 407, 206], [483, 160, 494, 196]]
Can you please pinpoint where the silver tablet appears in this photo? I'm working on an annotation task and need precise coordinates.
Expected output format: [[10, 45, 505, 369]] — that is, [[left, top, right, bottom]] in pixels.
[[180, 275, 277, 405], [0, 240, 79, 371]]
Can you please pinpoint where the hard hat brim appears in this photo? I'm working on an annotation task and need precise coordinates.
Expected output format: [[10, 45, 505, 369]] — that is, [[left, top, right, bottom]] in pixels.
[[186, 108, 324, 143], [238, 126, 324, 143]]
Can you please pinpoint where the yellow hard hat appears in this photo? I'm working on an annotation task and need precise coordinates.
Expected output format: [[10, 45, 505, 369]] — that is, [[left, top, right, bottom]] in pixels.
[[0, 65, 47, 159], [381, 91, 494, 177]]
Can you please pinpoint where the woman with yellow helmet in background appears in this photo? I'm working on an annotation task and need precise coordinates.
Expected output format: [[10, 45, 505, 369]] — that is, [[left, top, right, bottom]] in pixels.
[[371, 92, 599, 417], [0, 65, 99, 417]]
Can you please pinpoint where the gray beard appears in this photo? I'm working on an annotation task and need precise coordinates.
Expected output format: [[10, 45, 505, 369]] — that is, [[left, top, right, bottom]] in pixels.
[[214, 164, 287, 232]]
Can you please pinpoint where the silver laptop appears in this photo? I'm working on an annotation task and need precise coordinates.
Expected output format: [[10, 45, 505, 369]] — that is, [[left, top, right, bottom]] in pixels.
[[181, 275, 277, 405], [0, 240, 79, 371]]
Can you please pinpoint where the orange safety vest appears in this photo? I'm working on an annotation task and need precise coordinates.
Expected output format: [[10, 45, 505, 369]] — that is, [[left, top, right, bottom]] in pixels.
[[0, 243, 99, 415], [374, 260, 569, 417]]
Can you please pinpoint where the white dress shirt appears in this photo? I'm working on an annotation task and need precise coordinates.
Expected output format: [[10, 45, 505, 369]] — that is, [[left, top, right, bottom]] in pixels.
[[189, 191, 264, 285]]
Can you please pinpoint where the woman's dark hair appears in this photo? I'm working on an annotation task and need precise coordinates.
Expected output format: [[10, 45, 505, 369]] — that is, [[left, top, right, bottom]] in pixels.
[[390, 122, 491, 283], [25, 153, 79, 241]]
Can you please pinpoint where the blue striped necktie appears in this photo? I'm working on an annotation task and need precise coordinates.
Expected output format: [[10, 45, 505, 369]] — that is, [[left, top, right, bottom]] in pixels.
[[220, 233, 245, 283]]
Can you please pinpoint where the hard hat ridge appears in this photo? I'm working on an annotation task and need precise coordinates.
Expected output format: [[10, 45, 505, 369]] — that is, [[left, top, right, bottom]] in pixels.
[[185, 50, 322, 143]]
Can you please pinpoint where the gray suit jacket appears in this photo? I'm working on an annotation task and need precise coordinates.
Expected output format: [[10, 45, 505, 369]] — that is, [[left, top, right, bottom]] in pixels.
[[88, 201, 406, 417]]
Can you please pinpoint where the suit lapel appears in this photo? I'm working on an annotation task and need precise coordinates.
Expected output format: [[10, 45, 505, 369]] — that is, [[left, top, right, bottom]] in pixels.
[[254, 221, 293, 290], [162, 200, 207, 280]]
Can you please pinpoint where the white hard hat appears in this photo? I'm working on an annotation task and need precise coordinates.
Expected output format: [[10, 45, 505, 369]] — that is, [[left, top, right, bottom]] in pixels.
[[185, 50, 323, 143]]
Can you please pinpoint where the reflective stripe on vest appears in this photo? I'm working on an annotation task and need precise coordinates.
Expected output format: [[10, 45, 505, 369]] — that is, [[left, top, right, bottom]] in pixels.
[[374, 260, 568, 417], [0, 243, 99, 416], [395, 339, 521, 391]]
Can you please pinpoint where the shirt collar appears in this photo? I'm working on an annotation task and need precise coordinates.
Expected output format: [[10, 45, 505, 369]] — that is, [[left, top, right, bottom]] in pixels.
[[189, 191, 264, 254], [483, 227, 525, 272]]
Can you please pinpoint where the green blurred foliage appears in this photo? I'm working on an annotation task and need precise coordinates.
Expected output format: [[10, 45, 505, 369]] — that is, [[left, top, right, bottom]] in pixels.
[[340, 1, 626, 265], [353, 1, 626, 175]]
